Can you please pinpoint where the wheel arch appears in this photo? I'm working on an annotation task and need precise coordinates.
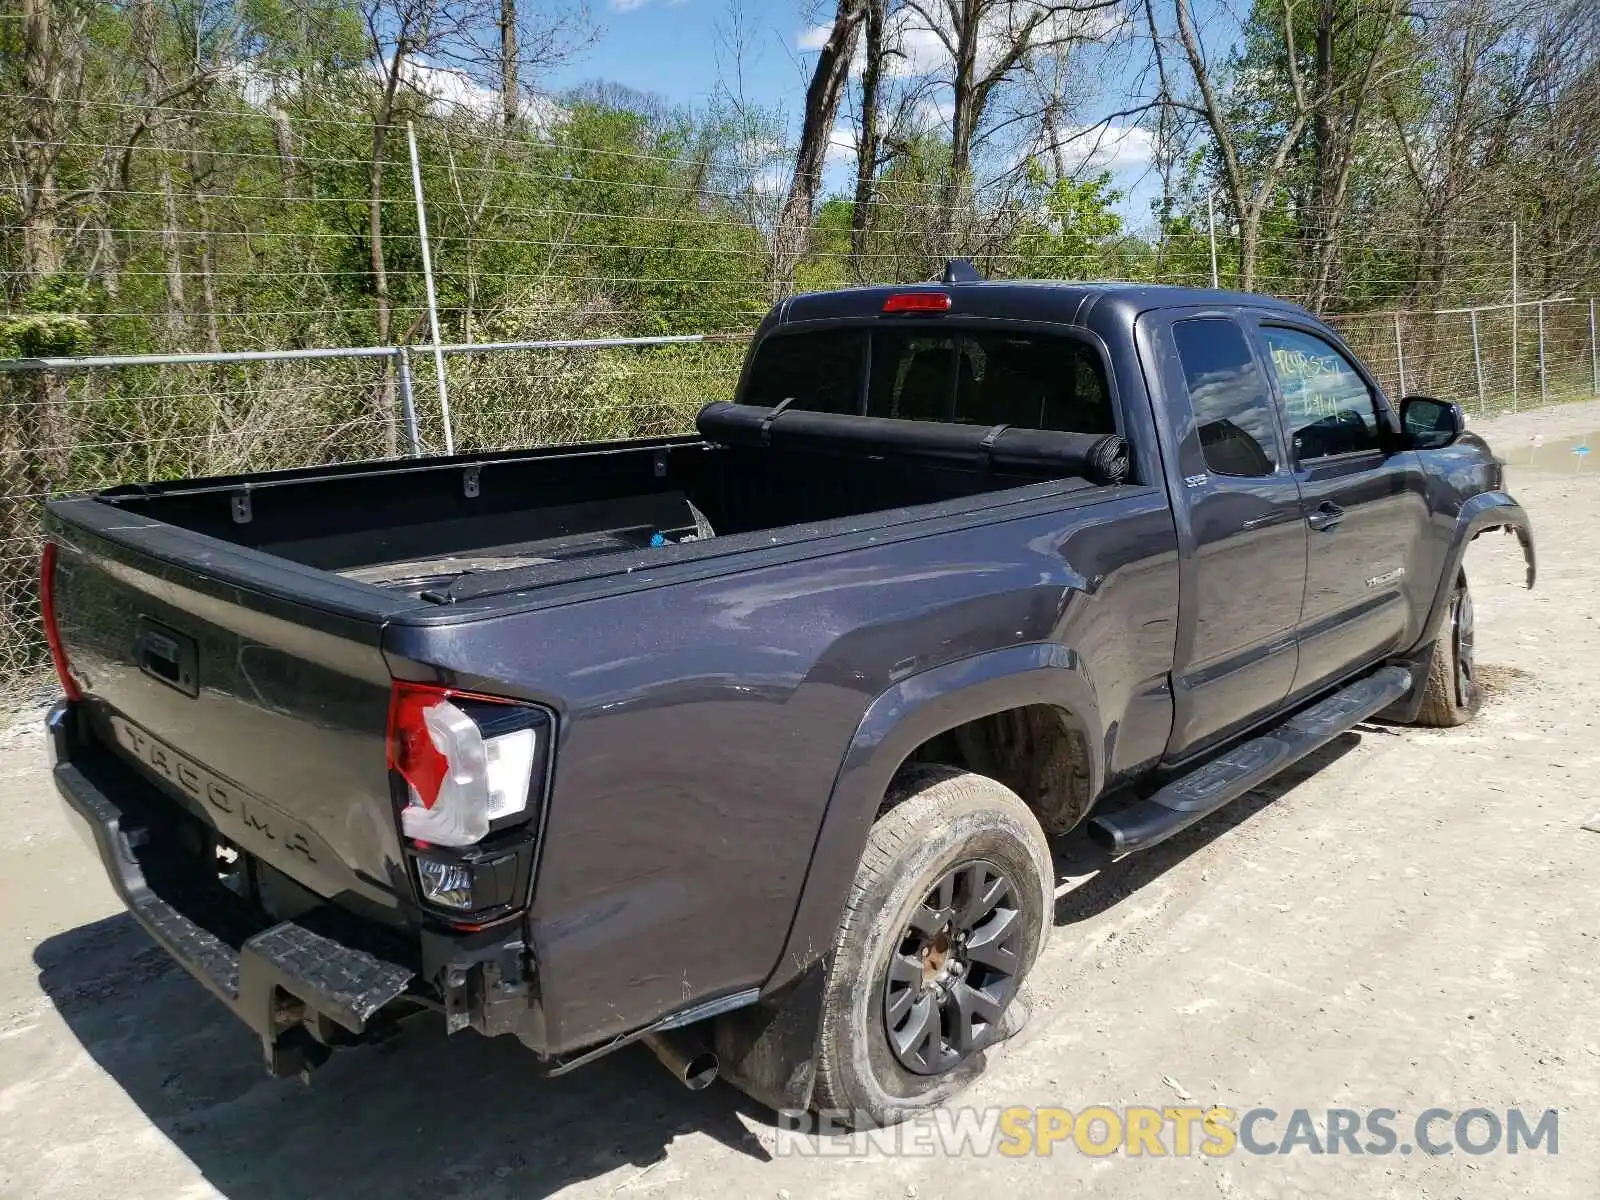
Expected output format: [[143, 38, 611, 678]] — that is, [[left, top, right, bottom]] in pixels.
[[764, 642, 1103, 996], [1384, 493, 1530, 724], [1414, 493, 1533, 653]]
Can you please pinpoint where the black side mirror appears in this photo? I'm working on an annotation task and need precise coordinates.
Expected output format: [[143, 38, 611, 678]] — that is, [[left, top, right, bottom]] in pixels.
[[1400, 395, 1464, 450]]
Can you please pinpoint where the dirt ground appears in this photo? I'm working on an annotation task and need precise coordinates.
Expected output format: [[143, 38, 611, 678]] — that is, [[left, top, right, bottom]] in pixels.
[[2, 402, 1598, 1199]]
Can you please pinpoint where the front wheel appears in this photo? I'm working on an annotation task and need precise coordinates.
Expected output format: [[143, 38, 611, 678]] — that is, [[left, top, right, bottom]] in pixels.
[[812, 765, 1053, 1128], [1412, 572, 1482, 727]]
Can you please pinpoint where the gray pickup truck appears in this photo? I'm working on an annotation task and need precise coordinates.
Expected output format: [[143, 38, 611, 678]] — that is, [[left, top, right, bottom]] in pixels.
[[43, 272, 1533, 1127]]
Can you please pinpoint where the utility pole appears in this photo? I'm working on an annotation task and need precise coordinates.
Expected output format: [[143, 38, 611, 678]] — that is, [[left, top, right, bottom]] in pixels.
[[1393, 313, 1407, 397]]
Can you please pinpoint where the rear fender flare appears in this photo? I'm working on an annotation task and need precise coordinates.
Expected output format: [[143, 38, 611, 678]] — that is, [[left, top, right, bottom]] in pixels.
[[765, 642, 1102, 995]]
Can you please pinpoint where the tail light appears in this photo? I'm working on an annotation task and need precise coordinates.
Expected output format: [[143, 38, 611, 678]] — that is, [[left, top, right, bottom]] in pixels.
[[387, 682, 543, 848], [388, 681, 551, 922], [41, 542, 82, 701]]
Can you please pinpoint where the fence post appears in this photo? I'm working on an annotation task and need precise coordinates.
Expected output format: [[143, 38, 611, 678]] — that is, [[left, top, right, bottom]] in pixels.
[[1207, 190, 1219, 289], [1393, 311, 1406, 396], [1537, 301, 1547, 406], [407, 121, 455, 456], [395, 347, 422, 457], [1591, 297, 1597, 395], [1470, 308, 1485, 415], [1510, 221, 1519, 411]]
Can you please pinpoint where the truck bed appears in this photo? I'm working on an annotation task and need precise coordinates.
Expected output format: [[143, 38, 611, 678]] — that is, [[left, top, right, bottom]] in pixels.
[[42, 400, 1133, 1002], [87, 405, 1127, 605]]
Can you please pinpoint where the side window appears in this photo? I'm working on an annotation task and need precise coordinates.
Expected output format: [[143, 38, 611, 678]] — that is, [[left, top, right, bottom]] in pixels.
[[1260, 326, 1382, 459], [1171, 317, 1280, 478], [743, 330, 864, 414]]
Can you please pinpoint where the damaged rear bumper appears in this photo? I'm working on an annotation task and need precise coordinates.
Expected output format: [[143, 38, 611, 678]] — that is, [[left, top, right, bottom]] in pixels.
[[47, 700, 794, 1090], [50, 701, 435, 1076]]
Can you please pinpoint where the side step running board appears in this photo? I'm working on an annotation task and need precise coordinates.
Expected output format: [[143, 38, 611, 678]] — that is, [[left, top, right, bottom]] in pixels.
[[1087, 665, 1414, 856]]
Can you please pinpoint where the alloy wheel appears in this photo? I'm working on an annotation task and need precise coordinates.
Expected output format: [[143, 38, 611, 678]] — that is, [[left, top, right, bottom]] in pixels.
[[882, 859, 1023, 1075]]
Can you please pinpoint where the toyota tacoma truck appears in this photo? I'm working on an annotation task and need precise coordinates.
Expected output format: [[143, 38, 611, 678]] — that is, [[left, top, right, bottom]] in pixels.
[[42, 272, 1534, 1128]]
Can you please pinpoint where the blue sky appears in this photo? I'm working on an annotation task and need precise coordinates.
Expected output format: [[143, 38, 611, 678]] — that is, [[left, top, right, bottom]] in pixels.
[[550, 1, 816, 116], [545, 0, 1182, 226]]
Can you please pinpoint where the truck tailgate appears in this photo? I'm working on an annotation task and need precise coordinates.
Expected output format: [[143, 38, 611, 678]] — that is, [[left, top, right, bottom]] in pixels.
[[45, 496, 412, 923]]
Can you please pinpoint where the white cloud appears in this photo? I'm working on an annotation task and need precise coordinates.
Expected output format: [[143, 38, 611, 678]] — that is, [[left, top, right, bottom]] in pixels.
[[740, 134, 788, 166], [827, 122, 857, 163], [393, 60, 565, 129], [753, 164, 788, 197], [917, 94, 955, 132], [797, 16, 945, 77], [230, 57, 530, 124], [610, 0, 651, 11], [801, 2, 1125, 79], [1001, 120, 1154, 188], [415, 63, 497, 109], [1051, 122, 1155, 174], [888, 21, 951, 78], [232, 60, 278, 109], [520, 92, 566, 132], [402, 61, 504, 118]]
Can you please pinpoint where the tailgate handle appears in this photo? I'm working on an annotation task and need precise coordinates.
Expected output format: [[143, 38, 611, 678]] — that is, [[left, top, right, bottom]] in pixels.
[[137, 620, 199, 697]]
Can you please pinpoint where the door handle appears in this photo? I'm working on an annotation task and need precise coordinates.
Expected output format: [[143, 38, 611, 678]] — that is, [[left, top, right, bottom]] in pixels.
[[1306, 502, 1345, 532]]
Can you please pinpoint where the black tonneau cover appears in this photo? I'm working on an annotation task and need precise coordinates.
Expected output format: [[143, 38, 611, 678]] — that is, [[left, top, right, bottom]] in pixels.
[[697, 403, 1131, 485]]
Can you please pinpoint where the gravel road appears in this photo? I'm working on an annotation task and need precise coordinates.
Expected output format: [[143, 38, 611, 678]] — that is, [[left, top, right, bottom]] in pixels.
[[3, 402, 1598, 1199]]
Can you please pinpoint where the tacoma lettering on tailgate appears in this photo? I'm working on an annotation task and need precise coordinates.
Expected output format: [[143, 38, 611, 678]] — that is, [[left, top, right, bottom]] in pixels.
[[109, 715, 320, 865]]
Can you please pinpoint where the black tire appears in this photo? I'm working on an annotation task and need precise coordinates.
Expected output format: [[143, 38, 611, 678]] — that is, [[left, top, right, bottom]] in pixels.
[[1412, 572, 1482, 727], [812, 764, 1053, 1128]]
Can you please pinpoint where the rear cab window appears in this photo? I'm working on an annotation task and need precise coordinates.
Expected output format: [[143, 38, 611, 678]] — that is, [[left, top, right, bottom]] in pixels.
[[741, 326, 1116, 436], [741, 329, 865, 415]]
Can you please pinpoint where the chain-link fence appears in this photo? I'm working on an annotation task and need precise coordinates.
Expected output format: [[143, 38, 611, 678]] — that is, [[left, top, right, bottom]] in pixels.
[[426, 335, 750, 455], [0, 334, 752, 697], [1330, 299, 1599, 416], [0, 346, 407, 697]]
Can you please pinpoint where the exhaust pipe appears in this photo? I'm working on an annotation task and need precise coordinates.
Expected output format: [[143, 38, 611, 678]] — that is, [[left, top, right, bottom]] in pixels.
[[641, 1030, 719, 1091]]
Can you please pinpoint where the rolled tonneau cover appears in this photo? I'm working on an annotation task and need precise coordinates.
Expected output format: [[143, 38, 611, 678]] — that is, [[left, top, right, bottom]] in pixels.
[[696, 402, 1130, 486]]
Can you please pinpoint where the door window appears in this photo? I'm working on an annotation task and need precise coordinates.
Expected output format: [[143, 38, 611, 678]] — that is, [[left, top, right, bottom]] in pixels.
[[1171, 317, 1280, 477], [1260, 326, 1382, 459]]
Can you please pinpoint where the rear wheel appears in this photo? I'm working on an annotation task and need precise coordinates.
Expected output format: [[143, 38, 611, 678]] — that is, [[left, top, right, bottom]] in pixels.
[[1412, 572, 1482, 727], [812, 765, 1052, 1128]]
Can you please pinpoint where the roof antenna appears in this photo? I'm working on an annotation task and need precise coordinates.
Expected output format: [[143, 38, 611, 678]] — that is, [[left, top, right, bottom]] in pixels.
[[942, 258, 984, 284]]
